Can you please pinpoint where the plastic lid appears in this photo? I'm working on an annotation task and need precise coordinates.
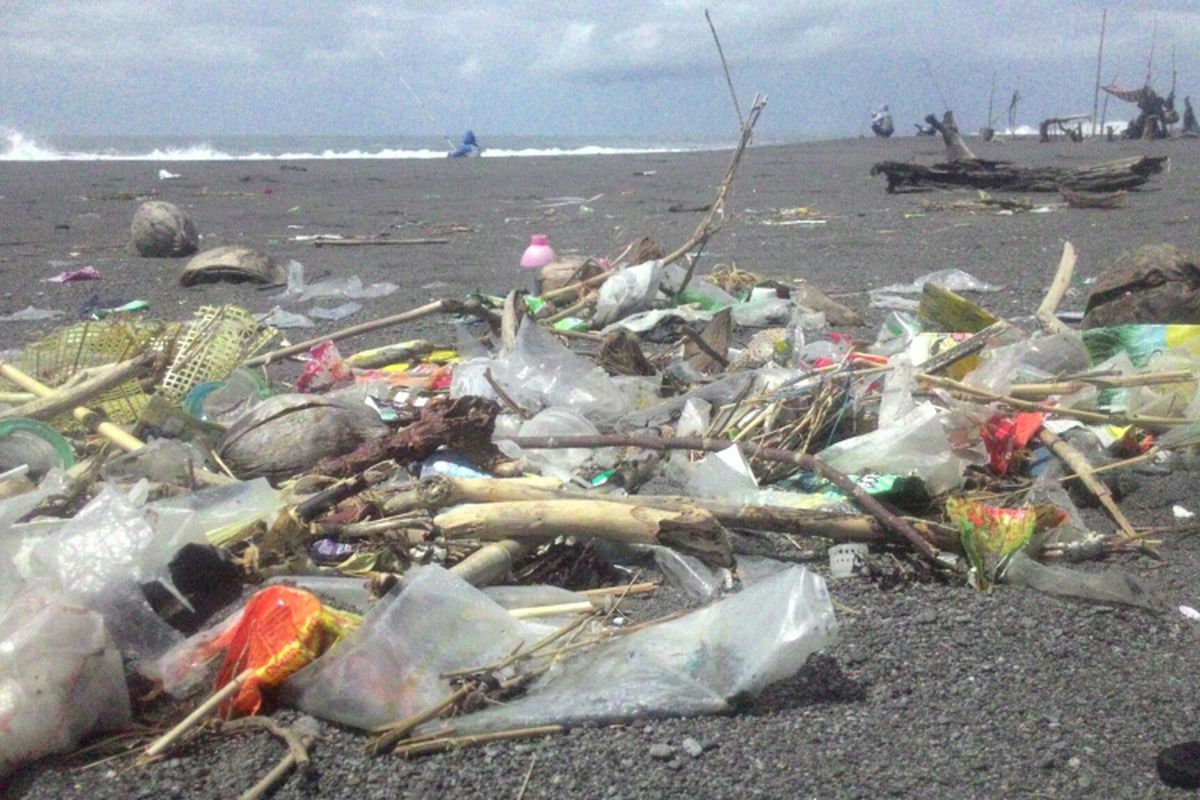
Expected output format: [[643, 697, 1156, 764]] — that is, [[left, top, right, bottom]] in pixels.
[[0, 418, 76, 475]]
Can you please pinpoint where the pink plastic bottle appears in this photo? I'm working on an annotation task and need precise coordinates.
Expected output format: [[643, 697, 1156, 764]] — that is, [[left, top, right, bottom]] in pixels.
[[520, 234, 556, 270]]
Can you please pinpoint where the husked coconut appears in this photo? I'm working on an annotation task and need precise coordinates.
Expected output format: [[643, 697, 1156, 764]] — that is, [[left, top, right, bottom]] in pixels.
[[217, 394, 388, 482], [131, 200, 199, 257]]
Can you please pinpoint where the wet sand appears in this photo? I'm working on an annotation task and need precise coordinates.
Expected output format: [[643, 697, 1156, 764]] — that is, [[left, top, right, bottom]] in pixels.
[[5, 135, 1200, 798]]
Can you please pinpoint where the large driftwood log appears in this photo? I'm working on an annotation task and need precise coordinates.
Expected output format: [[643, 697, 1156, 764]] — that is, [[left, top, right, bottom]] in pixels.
[[872, 155, 1168, 194], [385, 475, 959, 551], [928, 111, 976, 161], [433, 499, 734, 567]]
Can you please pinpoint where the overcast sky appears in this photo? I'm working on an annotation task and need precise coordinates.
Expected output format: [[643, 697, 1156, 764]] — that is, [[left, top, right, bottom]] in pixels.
[[2, 1, 1198, 141]]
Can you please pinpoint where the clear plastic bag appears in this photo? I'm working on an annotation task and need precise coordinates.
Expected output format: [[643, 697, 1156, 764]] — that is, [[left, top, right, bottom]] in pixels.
[[593, 260, 664, 326], [489, 321, 627, 422], [817, 402, 964, 495], [0, 589, 130, 778], [438, 564, 837, 735], [285, 564, 837, 734]]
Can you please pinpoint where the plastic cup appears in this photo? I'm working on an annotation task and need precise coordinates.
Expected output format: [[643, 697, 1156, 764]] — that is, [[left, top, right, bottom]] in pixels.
[[828, 543, 868, 578]]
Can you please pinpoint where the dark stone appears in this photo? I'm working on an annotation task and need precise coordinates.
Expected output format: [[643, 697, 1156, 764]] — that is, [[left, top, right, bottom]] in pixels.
[[1082, 244, 1200, 328], [1157, 740, 1200, 789]]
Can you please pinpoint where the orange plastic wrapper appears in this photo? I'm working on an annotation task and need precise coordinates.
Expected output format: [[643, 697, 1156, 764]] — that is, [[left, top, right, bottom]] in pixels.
[[204, 586, 358, 717]]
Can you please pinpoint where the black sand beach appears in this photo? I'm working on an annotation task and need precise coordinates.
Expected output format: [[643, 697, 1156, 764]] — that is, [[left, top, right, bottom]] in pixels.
[[5, 135, 1200, 798]]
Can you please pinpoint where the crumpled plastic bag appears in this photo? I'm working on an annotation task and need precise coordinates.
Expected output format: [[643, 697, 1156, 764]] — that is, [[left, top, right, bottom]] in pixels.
[[0, 589, 130, 779], [273, 260, 398, 303], [284, 563, 837, 733], [593, 260, 664, 326], [485, 321, 628, 422], [869, 268, 1002, 310], [817, 402, 964, 495]]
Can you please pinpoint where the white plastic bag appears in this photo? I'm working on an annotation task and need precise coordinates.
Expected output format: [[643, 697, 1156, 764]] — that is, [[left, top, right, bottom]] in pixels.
[[593, 260, 664, 326], [0, 590, 130, 778], [817, 402, 964, 495]]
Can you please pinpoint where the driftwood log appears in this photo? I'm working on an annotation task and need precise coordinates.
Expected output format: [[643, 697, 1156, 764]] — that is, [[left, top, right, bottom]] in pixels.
[[871, 155, 1167, 194], [383, 475, 959, 551], [433, 499, 735, 567]]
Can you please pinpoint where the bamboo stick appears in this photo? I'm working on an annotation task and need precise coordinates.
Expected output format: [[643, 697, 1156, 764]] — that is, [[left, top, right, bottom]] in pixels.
[[142, 670, 253, 760], [1038, 428, 1138, 539], [509, 601, 597, 619], [387, 475, 957, 550], [0, 352, 157, 424], [1010, 370, 1194, 400], [392, 725, 565, 758], [312, 237, 448, 247], [1035, 242, 1076, 334], [449, 539, 536, 587], [244, 298, 462, 367], [919, 372, 1194, 429], [0, 362, 143, 452], [368, 683, 476, 754]]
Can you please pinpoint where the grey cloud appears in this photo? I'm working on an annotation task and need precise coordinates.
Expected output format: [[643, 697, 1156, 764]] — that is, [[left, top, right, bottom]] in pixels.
[[0, 0, 1196, 137]]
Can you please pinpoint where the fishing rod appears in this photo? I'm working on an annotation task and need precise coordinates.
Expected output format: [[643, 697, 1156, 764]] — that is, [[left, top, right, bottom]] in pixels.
[[922, 58, 950, 111], [370, 44, 457, 151]]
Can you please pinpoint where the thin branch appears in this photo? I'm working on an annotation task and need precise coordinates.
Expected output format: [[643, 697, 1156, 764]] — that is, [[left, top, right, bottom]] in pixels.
[[706, 9, 743, 128]]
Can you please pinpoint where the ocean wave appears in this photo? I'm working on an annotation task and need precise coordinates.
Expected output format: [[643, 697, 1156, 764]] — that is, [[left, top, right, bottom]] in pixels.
[[1, 128, 708, 162]]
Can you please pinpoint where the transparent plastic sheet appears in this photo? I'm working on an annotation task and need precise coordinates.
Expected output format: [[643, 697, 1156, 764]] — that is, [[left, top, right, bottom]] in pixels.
[[431, 565, 838, 735], [600, 307, 714, 336], [284, 564, 837, 734], [1023, 479, 1104, 558], [100, 438, 206, 486], [618, 372, 756, 432], [877, 354, 916, 429], [593, 260, 664, 326], [497, 407, 616, 480], [28, 483, 187, 663], [1000, 551, 1158, 610], [731, 289, 794, 328], [273, 261, 398, 303], [284, 565, 544, 730], [677, 445, 758, 500], [309, 301, 362, 321], [147, 477, 280, 556], [868, 311, 923, 356], [817, 402, 965, 495], [488, 321, 628, 423], [963, 332, 1092, 395], [676, 398, 712, 438], [0, 589, 130, 779], [868, 269, 1002, 310], [482, 584, 589, 610], [652, 547, 723, 601], [0, 471, 68, 614], [259, 306, 314, 329]]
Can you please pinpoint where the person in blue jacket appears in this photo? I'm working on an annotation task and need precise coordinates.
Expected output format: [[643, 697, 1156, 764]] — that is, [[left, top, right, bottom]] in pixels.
[[448, 130, 481, 158]]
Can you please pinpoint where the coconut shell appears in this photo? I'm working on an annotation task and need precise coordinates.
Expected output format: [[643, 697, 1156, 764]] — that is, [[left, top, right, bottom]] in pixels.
[[131, 200, 199, 258], [181, 246, 286, 287], [217, 394, 388, 482], [538, 256, 604, 295]]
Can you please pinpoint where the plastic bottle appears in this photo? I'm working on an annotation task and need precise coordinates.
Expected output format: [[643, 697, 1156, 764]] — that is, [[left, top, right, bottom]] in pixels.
[[520, 235, 555, 294]]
